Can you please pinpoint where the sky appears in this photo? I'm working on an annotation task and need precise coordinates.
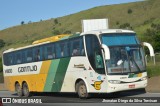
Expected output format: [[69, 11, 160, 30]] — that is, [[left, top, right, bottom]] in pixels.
[[0, 0, 142, 30]]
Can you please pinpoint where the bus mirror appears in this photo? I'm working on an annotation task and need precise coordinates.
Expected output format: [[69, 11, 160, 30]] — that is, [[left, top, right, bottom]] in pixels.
[[102, 44, 110, 60], [142, 42, 155, 57]]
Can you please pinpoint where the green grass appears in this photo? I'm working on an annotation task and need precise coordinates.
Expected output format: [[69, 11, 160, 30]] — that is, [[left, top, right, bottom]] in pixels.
[[0, 72, 4, 83], [0, 0, 160, 56], [0, 0, 160, 82], [147, 55, 160, 77], [147, 62, 160, 77]]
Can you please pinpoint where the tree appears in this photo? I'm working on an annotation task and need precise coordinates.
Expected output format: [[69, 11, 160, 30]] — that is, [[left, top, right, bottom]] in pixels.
[[143, 24, 160, 53], [54, 19, 58, 24], [0, 39, 5, 48], [21, 21, 25, 25], [119, 23, 131, 29], [0, 58, 3, 72], [128, 9, 133, 14], [52, 29, 60, 35]]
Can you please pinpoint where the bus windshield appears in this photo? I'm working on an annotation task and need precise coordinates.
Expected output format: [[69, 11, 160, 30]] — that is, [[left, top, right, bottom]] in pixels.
[[101, 33, 146, 75]]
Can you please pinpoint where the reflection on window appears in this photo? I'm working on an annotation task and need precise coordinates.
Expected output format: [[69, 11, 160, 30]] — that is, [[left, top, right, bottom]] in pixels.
[[3, 36, 85, 66], [27, 49, 33, 62]]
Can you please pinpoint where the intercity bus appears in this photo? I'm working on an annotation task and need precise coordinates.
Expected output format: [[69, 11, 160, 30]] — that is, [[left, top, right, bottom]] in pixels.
[[2, 29, 150, 98]]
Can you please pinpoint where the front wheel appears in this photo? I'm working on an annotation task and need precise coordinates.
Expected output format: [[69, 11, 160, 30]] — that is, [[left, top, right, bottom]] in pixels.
[[76, 81, 90, 99], [22, 82, 31, 97]]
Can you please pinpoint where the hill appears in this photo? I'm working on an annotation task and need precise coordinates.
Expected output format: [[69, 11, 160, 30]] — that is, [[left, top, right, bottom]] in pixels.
[[0, 0, 160, 54]]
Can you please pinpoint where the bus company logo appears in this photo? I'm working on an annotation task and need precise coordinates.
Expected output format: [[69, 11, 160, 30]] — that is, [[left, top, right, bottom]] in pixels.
[[2, 98, 11, 103], [91, 81, 103, 90], [18, 65, 37, 73]]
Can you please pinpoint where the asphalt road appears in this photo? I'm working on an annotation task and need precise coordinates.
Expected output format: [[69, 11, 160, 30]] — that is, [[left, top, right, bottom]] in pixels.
[[0, 91, 160, 106]]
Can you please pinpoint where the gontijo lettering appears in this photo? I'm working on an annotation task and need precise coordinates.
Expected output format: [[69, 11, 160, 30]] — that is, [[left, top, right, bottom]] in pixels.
[[18, 65, 37, 73]]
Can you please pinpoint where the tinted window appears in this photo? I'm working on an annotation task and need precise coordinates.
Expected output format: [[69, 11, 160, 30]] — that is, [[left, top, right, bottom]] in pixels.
[[85, 35, 105, 74], [70, 37, 85, 56], [33, 47, 41, 61], [27, 49, 33, 62], [46, 44, 55, 59], [16, 52, 22, 64], [3, 36, 85, 66]]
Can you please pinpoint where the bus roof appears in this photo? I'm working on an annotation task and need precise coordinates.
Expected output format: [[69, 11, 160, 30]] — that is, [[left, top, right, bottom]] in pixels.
[[3, 33, 81, 54], [81, 29, 135, 35], [3, 29, 135, 54]]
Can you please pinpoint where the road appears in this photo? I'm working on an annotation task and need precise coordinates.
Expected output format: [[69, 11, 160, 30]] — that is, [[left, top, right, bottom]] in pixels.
[[0, 91, 160, 106]]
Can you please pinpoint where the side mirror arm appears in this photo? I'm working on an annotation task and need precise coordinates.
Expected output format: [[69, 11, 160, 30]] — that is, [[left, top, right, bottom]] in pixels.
[[101, 44, 110, 60]]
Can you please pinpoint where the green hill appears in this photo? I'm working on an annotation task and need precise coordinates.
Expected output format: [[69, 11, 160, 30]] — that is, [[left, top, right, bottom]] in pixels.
[[0, 0, 160, 54]]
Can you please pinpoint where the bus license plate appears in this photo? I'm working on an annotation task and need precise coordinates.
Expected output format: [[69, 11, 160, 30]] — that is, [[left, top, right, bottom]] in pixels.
[[129, 84, 135, 88]]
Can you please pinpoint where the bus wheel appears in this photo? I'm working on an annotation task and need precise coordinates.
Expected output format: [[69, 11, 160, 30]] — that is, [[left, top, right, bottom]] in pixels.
[[77, 81, 90, 99], [15, 83, 23, 97], [22, 83, 31, 97]]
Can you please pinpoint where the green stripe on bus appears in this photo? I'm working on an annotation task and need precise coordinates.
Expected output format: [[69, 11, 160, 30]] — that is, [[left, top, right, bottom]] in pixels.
[[44, 59, 60, 91], [51, 58, 71, 92]]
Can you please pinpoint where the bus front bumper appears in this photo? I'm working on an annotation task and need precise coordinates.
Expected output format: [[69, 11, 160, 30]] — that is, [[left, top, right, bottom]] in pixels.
[[107, 80, 147, 93]]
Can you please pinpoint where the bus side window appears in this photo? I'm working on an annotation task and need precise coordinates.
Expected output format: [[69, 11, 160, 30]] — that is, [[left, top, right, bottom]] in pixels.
[[85, 35, 105, 74], [95, 50, 104, 69], [56, 42, 61, 58], [16, 52, 22, 64], [27, 49, 33, 62], [72, 41, 80, 56], [34, 47, 41, 61], [41, 46, 46, 60], [64, 41, 69, 57], [47, 46, 53, 59], [22, 50, 26, 63], [70, 37, 85, 56]]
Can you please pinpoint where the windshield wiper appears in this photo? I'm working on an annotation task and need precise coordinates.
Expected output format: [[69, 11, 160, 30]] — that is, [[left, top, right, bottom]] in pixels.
[[130, 57, 141, 72]]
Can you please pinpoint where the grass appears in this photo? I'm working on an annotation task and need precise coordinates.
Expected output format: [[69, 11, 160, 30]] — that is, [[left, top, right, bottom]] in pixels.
[[0, 0, 160, 82], [0, 0, 160, 55], [147, 55, 160, 77], [0, 72, 4, 83]]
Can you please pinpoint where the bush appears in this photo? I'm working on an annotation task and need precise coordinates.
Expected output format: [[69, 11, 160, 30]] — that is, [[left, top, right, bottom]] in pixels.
[[116, 21, 119, 25], [119, 23, 131, 29], [128, 9, 133, 14], [52, 29, 60, 35], [54, 19, 58, 25], [0, 58, 3, 72], [0, 39, 5, 48], [21, 21, 25, 25], [64, 30, 71, 34]]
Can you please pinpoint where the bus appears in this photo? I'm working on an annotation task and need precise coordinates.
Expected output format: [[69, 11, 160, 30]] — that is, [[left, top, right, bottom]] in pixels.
[[2, 29, 151, 98]]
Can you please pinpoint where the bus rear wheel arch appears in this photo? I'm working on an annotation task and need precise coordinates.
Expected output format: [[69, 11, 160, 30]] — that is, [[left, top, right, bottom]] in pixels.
[[15, 82, 23, 97], [22, 82, 31, 97], [75, 80, 90, 99]]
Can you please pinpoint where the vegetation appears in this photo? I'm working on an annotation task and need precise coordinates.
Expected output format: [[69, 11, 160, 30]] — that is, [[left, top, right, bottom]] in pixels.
[[128, 9, 133, 14], [0, 58, 2, 72], [0, 72, 3, 83], [147, 55, 160, 78], [0, 0, 160, 81], [141, 23, 160, 53], [0, 39, 5, 48], [21, 21, 25, 25]]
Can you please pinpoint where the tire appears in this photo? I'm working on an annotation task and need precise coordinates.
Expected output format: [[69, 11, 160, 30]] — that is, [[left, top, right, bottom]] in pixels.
[[76, 80, 90, 99], [15, 83, 23, 97], [22, 82, 31, 97]]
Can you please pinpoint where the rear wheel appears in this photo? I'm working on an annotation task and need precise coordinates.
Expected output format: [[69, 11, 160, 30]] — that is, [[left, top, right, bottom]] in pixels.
[[76, 81, 90, 99], [22, 82, 31, 97], [15, 83, 23, 97]]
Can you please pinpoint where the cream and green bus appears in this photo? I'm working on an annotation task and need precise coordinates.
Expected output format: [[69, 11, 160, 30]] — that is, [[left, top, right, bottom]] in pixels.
[[3, 29, 149, 98]]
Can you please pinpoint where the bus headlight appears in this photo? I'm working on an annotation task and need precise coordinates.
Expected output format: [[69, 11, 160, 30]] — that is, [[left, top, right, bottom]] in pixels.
[[140, 76, 147, 81], [108, 80, 121, 84]]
